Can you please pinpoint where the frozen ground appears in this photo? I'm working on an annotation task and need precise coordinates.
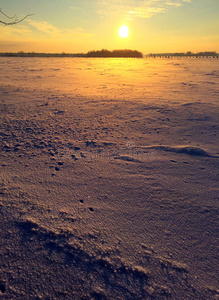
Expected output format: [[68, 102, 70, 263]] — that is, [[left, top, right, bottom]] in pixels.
[[0, 57, 219, 299]]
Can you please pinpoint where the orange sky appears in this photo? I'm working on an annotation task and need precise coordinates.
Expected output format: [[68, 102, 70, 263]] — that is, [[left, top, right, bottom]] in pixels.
[[0, 0, 219, 54]]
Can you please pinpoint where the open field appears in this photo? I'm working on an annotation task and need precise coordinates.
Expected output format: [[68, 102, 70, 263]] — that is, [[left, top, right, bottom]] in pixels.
[[0, 57, 219, 299]]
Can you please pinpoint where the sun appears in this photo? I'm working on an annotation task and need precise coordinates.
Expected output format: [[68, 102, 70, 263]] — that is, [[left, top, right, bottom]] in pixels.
[[119, 25, 129, 38]]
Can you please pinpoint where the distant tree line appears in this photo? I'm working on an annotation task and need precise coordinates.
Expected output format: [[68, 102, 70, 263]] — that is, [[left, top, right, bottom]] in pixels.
[[87, 49, 143, 58], [0, 51, 87, 57], [148, 51, 218, 57], [0, 49, 143, 58], [0, 50, 218, 58]]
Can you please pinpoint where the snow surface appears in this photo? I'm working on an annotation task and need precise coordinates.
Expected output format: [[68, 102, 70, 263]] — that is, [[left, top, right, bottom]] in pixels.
[[0, 57, 219, 299]]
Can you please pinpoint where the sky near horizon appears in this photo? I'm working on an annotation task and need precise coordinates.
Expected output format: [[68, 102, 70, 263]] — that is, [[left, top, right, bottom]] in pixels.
[[0, 0, 218, 54]]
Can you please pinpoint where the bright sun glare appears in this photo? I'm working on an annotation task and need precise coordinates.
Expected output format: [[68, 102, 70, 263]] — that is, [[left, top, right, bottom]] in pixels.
[[119, 25, 129, 38]]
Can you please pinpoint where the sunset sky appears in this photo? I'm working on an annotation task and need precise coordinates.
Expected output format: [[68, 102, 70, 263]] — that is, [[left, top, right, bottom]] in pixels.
[[0, 0, 218, 54]]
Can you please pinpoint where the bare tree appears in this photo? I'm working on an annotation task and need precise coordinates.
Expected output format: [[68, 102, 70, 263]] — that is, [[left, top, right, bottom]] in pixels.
[[0, 9, 33, 25]]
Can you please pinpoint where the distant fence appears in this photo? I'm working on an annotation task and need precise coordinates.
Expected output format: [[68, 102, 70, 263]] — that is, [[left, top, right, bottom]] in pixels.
[[146, 56, 218, 58]]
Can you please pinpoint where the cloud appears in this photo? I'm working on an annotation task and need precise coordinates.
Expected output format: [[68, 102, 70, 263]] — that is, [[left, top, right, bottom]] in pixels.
[[69, 6, 81, 10], [26, 20, 94, 39], [0, 24, 33, 40], [0, 19, 94, 50], [27, 20, 59, 35], [98, 0, 192, 19]]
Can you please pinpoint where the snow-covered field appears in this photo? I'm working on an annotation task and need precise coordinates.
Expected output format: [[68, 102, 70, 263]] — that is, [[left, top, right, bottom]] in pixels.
[[0, 57, 219, 299]]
